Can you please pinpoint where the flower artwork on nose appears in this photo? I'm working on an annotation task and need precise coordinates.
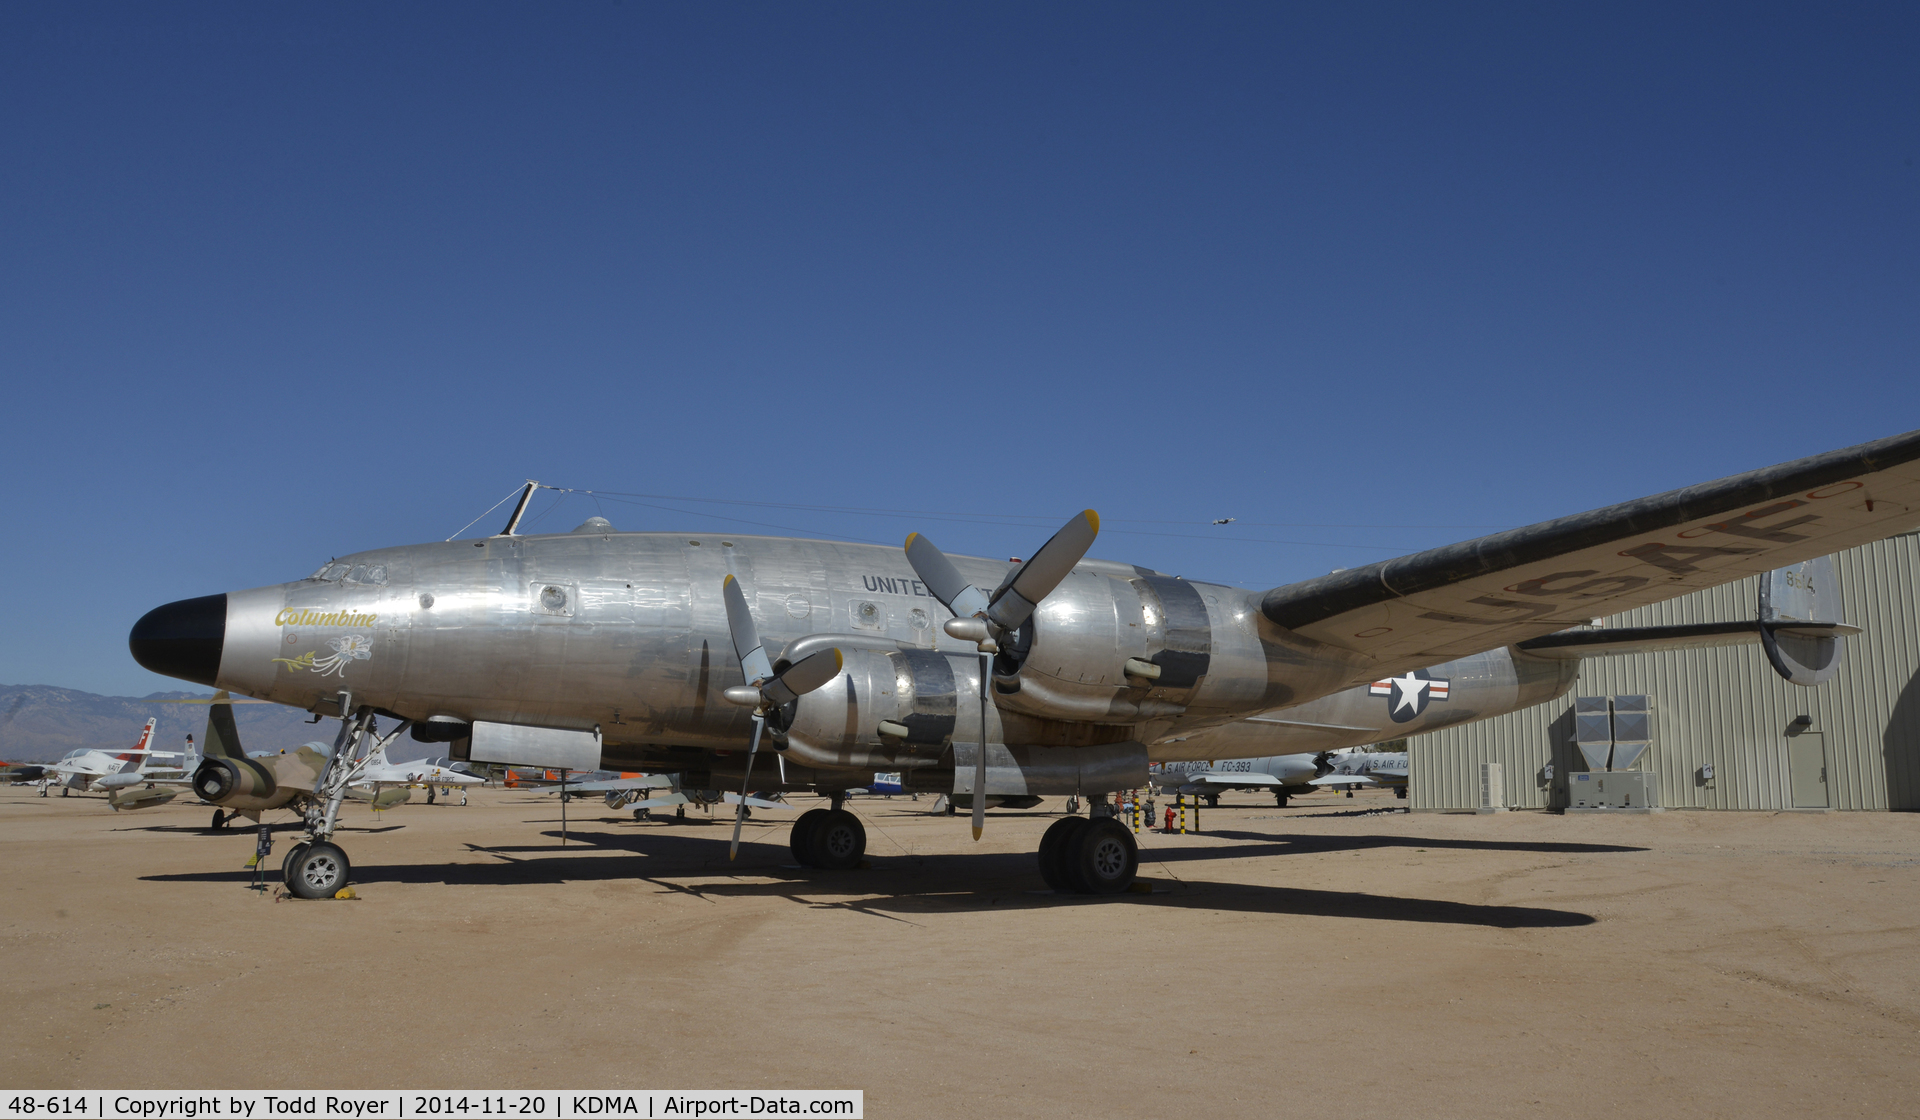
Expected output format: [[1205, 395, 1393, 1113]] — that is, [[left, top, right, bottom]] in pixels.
[[271, 633, 375, 677]]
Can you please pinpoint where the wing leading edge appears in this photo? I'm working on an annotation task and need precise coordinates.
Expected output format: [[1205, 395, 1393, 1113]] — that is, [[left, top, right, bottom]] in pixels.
[[1259, 428, 1920, 671]]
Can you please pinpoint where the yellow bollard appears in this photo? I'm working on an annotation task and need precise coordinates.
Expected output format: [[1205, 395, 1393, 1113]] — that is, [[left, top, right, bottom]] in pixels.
[[1178, 792, 1186, 835]]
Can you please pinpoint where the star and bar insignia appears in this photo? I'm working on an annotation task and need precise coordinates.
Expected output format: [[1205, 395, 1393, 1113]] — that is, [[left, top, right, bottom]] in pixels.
[[1368, 669, 1450, 722]]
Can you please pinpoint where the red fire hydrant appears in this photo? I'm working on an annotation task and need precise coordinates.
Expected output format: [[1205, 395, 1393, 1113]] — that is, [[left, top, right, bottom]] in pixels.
[[1163, 805, 1176, 833]]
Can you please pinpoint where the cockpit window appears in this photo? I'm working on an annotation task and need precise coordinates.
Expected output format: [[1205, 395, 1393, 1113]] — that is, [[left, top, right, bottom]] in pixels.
[[343, 564, 388, 585]]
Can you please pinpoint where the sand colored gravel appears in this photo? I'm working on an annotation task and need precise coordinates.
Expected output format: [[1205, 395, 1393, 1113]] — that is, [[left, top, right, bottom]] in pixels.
[[3, 785, 1916, 1118]]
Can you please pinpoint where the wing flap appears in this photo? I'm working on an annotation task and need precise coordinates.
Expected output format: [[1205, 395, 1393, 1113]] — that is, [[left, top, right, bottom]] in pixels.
[[1515, 620, 1861, 659]]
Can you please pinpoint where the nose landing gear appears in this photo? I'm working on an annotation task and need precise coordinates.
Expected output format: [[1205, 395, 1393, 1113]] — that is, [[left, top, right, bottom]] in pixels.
[[285, 708, 409, 900]]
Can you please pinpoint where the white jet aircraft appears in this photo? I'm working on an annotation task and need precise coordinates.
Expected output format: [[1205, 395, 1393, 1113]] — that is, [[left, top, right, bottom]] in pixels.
[[1309, 749, 1410, 798], [38, 719, 190, 804]]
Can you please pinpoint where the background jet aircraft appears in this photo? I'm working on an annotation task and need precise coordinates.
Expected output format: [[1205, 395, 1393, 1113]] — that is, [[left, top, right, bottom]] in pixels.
[[1151, 753, 1329, 806], [342, 739, 485, 804], [1309, 750, 1411, 798], [130, 429, 1920, 896], [35, 719, 191, 803]]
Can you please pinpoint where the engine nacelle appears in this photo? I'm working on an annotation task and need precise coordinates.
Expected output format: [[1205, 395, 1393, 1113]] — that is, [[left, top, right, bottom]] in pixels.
[[990, 569, 1268, 724], [775, 648, 995, 772], [192, 757, 278, 809]]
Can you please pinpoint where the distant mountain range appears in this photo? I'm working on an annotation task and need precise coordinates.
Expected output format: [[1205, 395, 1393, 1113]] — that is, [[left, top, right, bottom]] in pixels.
[[0, 684, 433, 763]]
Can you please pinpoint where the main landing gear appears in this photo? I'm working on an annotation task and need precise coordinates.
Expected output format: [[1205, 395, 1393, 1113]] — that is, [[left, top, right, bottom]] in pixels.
[[1038, 811, 1139, 895], [789, 794, 867, 870]]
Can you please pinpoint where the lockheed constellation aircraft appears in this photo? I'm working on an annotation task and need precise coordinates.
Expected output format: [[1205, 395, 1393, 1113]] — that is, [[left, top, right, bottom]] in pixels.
[[131, 429, 1920, 897]]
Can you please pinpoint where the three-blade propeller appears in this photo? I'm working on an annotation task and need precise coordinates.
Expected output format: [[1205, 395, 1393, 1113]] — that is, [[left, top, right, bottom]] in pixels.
[[904, 510, 1100, 839], [720, 574, 842, 860]]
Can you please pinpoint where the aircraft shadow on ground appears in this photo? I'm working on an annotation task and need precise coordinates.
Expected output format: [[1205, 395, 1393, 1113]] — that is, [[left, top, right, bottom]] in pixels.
[[1172, 828, 1647, 857], [137, 826, 1596, 928], [112, 822, 405, 835]]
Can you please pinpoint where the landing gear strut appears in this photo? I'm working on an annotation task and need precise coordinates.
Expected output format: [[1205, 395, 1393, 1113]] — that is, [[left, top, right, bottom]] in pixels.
[[289, 707, 410, 900]]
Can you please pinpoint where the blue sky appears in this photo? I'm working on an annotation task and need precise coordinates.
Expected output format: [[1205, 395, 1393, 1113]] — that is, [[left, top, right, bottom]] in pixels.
[[2, 2, 1915, 697]]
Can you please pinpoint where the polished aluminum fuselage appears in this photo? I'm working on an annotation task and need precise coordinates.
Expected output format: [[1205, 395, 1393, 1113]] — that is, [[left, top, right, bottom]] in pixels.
[[214, 530, 1575, 783]]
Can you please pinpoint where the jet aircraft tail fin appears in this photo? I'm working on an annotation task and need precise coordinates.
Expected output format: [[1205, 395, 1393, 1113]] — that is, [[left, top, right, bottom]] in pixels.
[[200, 693, 245, 760], [112, 718, 160, 773]]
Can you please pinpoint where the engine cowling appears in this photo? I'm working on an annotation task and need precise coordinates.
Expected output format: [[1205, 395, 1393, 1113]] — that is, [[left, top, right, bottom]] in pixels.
[[989, 571, 1246, 723], [774, 648, 995, 772], [192, 757, 278, 808]]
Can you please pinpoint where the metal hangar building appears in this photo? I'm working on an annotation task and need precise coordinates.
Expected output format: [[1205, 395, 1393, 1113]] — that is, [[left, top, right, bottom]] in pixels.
[[1407, 533, 1920, 812]]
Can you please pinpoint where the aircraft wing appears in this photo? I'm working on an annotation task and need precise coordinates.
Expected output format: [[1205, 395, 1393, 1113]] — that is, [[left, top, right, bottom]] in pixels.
[[723, 792, 796, 811], [540, 777, 674, 793], [628, 793, 690, 810], [1182, 772, 1284, 789], [1310, 774, 1380, 786], [1259, 429, 1920, 673]]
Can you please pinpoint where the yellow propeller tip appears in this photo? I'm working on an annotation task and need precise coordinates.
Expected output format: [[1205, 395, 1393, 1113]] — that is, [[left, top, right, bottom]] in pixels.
[[723, 573, 735, 586], [904, 532, 919, 548], [1084, 510, 1100, 533], [971, 827, 983, 841]]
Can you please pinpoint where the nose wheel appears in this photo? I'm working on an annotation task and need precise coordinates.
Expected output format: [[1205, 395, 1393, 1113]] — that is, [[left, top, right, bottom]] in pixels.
[[284, 841, 351, 899]]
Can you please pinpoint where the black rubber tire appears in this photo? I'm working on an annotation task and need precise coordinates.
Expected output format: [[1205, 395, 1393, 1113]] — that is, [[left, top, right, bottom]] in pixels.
[[1395, 787, 1408, 799], [286, 841, 351, 899], [809, 809, 866, 870], [1038, 817, 1088, 892], [280, 841, 311, 885], [1274, 792, 1290, 807], [791, 808, 830, 866], [1065, 818, 1138, 895], [211, 809, 227, 830], [1205, 794, 1220, 808]]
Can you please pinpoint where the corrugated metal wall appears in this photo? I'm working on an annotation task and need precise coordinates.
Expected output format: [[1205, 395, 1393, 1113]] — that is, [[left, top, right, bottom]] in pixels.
[[1408, 533, 1920, 811]]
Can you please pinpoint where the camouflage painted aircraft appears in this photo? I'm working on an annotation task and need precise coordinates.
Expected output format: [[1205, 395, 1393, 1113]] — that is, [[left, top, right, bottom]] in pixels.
[[130, 429, 1920, 896]]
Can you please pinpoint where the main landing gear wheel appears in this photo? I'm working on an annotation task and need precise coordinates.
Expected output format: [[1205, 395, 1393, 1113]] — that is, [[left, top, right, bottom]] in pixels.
[[1273, 791, 1290, 808], [790, 808, 829, 865], [1396, 787, 1408, 800], [1038, 817, 1088, 891], [286, 841, 351, 899], [1204, 794, 1220, 808], [808, 809, 866, 870], [280, 841, 310, 885], [211, 809, 228, 830], [1063, 818, 1137, 895]]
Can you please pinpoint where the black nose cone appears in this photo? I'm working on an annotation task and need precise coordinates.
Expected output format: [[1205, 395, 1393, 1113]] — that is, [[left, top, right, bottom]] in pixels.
[[130, 594, 227, 687]]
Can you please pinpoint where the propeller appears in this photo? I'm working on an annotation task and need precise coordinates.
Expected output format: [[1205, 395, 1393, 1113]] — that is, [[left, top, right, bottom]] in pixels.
[[719, 574, 843, 859], [903, 510, 1100, 839]]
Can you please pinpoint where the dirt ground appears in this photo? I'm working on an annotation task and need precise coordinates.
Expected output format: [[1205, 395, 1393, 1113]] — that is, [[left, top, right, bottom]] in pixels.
[[3, 784, 1917, 1119]]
